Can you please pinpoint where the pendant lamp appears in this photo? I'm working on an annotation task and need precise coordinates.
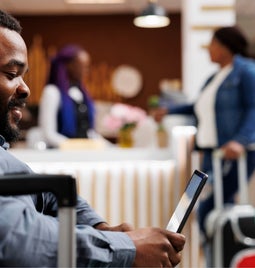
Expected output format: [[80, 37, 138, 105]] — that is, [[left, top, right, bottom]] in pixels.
[[133, 0, 170, 28]]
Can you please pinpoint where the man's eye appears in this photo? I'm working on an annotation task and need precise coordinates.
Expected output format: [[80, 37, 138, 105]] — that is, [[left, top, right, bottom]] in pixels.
[[6, 72, 17, 79]]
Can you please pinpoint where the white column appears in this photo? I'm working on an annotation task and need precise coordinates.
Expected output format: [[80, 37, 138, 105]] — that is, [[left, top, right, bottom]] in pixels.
[[181, 0, 236, 101]]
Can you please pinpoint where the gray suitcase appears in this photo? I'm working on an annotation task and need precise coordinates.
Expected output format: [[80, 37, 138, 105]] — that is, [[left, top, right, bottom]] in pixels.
[[205, 150, 255, 267], [0, 173, 77, 267]]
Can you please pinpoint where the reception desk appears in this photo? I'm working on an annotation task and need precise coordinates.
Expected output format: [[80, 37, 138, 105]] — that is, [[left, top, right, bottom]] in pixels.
[[10, 147, 176, 228]]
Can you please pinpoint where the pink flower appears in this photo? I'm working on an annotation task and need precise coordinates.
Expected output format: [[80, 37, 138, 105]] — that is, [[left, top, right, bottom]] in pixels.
[[102, 114, 123, 131], [103, 103, 147, 131]]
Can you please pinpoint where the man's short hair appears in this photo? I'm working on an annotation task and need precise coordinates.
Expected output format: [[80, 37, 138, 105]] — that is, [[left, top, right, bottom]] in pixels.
[[0, 10, 22, 33]]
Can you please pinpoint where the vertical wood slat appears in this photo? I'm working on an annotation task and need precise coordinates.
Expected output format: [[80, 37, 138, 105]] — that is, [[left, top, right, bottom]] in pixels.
[[146, 169, 151, 227], [120, 168, 126, 224], [105, 170, 111, 222], [133, 169, 139, 228]]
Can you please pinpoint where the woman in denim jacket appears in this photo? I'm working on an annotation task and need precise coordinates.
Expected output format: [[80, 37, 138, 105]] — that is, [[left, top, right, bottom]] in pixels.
[[151, 26, 255, 236]]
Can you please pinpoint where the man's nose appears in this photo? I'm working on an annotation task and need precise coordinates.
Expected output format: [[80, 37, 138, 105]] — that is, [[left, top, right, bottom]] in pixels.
[[17, 79, 30, 98]]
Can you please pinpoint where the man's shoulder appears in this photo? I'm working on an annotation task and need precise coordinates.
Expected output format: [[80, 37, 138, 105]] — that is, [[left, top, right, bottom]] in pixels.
[[0, 148, 32, 175]]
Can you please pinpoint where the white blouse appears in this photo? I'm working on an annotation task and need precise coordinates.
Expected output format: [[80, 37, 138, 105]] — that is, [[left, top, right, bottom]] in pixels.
[[38, 84, 68, 148], [194, 64, 232, 148]]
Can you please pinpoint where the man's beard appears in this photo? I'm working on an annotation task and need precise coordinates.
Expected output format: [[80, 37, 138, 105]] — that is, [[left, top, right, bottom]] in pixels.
[[0, 110, 21, 143]]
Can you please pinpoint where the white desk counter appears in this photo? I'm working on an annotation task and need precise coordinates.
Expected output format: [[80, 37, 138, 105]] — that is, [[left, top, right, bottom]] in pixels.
[[10, 147, 173, 163]]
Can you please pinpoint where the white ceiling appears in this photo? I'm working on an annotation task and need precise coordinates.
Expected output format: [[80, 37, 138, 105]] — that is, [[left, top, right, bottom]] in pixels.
[[0, 0, 181, 15]]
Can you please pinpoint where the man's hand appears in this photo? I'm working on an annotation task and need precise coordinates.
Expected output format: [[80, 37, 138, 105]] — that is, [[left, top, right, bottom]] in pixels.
[[94, 222, 134, 232], [221, 141, 245, 159], [127, 227, 185, 267]]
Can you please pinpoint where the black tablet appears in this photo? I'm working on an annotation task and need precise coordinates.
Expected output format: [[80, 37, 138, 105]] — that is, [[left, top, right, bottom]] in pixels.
[[166, 169, 208, 233]]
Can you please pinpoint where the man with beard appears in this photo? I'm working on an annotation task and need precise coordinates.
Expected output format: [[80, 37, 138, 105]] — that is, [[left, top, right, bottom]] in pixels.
[[0, 10, 185, 267]]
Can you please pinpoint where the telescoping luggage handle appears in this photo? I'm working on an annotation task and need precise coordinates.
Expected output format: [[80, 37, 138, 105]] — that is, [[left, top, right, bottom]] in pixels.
[[212, 149, 248, 211], [213, 150, 255, 250], [0, 173, 77, 268]]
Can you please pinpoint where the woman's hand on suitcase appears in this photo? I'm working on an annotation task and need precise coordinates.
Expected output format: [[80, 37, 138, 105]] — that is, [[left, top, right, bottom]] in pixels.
[[127, 227, 185, 267], [221, 141, 245, 159]]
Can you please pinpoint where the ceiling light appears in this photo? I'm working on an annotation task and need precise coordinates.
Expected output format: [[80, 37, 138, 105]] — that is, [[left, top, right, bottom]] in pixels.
[[133, 0, 170, 28], [65, 0, 125, 4]]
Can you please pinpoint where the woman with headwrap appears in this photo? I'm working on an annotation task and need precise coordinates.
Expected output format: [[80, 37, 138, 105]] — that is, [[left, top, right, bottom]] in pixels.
[[39, 44, 97, 148], [151, 26, 255, 236]]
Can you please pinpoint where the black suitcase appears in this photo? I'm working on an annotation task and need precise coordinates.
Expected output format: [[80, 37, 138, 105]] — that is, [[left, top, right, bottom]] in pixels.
[[205, 150, 255, 267], [0, 173, 77, 267]]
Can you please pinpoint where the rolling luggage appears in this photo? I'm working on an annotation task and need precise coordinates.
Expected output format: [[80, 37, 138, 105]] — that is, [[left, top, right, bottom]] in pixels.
[[205, 149, 255, 267], [0, 173, 77, 268]]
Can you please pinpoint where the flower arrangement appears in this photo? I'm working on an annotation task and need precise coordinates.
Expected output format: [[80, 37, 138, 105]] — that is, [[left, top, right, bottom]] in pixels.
[[103, 103, 147, 132]]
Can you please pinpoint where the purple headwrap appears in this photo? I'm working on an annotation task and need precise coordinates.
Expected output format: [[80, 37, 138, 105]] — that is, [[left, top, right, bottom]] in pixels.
[[47, 44, 95, 137]]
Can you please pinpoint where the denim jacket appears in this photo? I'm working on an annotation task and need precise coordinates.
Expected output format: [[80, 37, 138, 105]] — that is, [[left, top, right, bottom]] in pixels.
[[170, 55, 255, 148]]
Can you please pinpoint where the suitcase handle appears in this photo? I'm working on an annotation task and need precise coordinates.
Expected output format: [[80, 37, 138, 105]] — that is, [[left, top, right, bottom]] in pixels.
[[230, 205, 255, 246], [0, 173, 77, 207], [212, 149, 224, 210], [0, 173, 77, 267], [212, 149, 248, 210]]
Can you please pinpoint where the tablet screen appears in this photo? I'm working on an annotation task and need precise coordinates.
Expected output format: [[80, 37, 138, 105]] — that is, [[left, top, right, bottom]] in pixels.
[[166, 170, 208, 233]]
